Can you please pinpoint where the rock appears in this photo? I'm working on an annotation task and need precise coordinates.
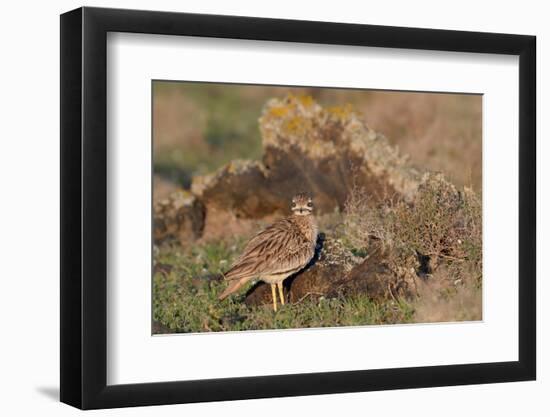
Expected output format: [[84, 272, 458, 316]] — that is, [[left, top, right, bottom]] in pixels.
[[191, 160, 287, 218], [245, 234, 362, 306], [243, 261, 346, 306], [153, 189, 205, 245], [245, 239, 419, 306], [329, 248, 419, 301], [192, 95, 421, 218]]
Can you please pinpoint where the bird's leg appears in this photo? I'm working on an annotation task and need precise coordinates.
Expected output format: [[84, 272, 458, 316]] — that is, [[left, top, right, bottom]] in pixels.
[[277, 282, 285, 306], [271, 284, 278, 312]]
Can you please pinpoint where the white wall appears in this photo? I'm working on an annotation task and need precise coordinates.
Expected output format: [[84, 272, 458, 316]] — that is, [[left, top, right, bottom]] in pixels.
[[0, 0, 546, 415]]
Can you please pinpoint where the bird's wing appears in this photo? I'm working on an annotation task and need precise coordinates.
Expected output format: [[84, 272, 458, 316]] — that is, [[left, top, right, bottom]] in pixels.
[[223, 217, 314, 281]]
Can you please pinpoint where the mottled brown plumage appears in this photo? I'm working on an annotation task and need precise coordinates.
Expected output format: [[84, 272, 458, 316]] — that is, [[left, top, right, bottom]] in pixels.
[[218, 193, 318, 311]]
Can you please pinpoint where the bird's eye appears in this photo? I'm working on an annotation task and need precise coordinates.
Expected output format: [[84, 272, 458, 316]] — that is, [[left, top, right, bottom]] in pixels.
[[307, 202, 313, 207], [291, 202, 296, 207]]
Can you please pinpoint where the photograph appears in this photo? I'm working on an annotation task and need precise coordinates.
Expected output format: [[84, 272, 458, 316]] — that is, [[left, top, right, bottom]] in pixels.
[[152, 82, 483, 334]]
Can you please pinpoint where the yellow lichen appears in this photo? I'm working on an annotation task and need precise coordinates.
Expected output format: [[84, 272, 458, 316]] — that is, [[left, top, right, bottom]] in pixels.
[[326, 103, 354, 121], [297, 95, 314, 108], [282, 116, 308, 136], [267, 105, 290, 118]]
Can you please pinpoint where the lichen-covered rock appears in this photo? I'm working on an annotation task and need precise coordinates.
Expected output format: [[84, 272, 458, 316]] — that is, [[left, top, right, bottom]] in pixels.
[[191, 95, 421, 218], [153, 190, 205, 245]]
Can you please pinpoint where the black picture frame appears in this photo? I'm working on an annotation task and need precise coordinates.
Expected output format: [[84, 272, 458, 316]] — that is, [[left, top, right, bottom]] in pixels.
[[60, 6, 536, 410]]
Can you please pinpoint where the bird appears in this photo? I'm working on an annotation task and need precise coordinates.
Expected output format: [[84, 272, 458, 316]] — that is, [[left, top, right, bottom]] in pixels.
[[218, 193, 318, 311]]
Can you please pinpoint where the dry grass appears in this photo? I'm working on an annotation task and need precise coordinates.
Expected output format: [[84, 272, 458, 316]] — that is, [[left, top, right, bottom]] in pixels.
[[413, 268, 482, 323]]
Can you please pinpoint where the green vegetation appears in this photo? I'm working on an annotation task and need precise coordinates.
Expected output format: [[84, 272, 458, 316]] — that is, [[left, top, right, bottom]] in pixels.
[[153, 238, 415, 333]]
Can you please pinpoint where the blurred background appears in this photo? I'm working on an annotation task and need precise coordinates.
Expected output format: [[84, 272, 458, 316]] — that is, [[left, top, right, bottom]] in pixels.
[[153, 81, 482, 195]]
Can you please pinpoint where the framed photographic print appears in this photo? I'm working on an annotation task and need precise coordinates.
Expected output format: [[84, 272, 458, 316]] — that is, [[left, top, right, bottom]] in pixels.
[[60, 6, 536, 410]]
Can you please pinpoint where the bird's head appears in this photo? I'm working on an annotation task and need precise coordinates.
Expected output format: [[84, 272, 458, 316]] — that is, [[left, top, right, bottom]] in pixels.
[[291, 193, 314, 216]]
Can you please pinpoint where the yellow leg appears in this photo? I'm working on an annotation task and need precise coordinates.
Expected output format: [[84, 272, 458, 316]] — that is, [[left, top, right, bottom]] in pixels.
[[277, 282, 285, 305], [271, 284, 278, 312]]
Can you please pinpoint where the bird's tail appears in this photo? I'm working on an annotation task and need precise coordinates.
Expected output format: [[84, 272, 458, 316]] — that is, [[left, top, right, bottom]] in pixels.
[[218, 277, 250, 301]]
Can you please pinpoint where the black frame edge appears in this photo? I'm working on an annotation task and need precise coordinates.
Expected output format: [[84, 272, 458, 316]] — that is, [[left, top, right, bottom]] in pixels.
[[83, 6, 533, 54], [60, 7, 83, 409], [90, 361, 532, 410], [60, 6, 537, 410], [518, 35, 536, 380], [81, 6, 109, 409]]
